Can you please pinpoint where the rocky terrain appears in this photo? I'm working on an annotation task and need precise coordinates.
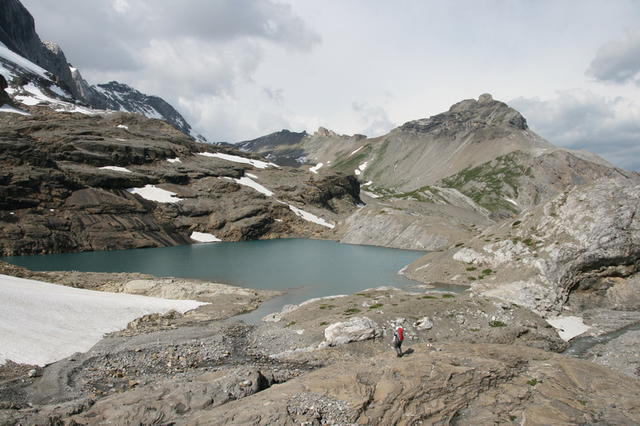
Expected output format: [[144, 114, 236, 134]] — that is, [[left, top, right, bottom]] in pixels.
[[0, 0, 200, 138], [0, 107, 361, 256], [2, 263, 640, 425]]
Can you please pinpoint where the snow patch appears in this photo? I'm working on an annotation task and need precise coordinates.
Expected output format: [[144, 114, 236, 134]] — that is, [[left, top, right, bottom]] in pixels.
[[198, 152, 278, 169], [349, 146, 363, 156], [166, 157, 181, 163], [504, 197, 518, 206], [246, 173, 258, 179], [0, 105, 30, 115], [127, 185, 182, 203], [309, 163, 323, 174], [100, 166, 132, 173], [0, 42, 50, 79], [226, 176, 274, 196], [362, 181, 373, 186], [0, 274, 205, 366], [116, 124, 129, 130], [288, 204, 335, 229], [190, 231, 221, 243], [546, 316, 591, 341]]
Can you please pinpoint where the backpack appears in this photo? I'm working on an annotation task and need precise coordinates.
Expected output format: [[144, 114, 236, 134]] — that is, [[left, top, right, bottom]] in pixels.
[[397, 327, 404, 342]]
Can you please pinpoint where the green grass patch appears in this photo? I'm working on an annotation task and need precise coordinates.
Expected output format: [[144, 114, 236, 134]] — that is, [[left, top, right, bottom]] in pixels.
[[512, 220, 521, 227], [489, 320, 507, 327], [439, 152, 531, 214], [466, 266, 477, 271], [526, 379, 539, 386], [469, 328, 480, 332], [344, 308, 361, 315], [368, 303, 384, 309], [319, 321, 329, 326], [442, 294, 455, 299], [481, 269, 493, 275], [422, 295, 437, 299], [319, 304, 335, 310], [284, 321, 297, 328]]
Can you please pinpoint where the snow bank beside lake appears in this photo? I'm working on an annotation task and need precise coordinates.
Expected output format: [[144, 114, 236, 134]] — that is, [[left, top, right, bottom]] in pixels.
[[0, 274, 206, 366], [190, 231, 221, 243]]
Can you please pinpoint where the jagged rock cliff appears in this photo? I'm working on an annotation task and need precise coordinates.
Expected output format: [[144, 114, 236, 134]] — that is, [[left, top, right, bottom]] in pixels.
[[0, 107, 361, 256], [0, 0, 201, 139], [0, 0, 75, 95]]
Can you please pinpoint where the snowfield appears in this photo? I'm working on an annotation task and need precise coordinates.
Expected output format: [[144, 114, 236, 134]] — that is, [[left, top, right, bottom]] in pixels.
[[0, 274, 206, 366]]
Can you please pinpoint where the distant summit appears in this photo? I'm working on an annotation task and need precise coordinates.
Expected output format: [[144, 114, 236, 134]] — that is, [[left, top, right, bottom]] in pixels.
[[401, 93, 528, 133]]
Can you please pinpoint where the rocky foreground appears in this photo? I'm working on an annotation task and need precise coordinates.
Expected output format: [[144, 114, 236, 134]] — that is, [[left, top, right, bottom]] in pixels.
[[1, 261, 640, 425]]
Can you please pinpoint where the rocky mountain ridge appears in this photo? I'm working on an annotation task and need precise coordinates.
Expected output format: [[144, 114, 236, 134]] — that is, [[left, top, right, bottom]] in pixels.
[[0, 107, 361, 256], [239, 94, 631, 216], [0, 0, 200, 139]]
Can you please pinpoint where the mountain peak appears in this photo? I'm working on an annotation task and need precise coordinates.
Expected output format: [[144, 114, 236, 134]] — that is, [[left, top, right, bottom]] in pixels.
[[401, 94, 528, 133]]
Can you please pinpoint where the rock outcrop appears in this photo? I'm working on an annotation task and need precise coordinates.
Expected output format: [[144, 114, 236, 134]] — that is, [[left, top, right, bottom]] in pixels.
[[189, 343, 640, 425], [406, 179, 640, 317]]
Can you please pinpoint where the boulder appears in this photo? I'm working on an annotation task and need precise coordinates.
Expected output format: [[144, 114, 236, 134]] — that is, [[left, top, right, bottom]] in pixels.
[[322, 316, 382, 346], [415, 317, 433, 330]]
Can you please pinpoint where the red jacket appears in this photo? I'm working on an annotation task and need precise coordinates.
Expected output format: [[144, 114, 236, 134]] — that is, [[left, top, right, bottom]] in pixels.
[[396, 327, 404, 342]]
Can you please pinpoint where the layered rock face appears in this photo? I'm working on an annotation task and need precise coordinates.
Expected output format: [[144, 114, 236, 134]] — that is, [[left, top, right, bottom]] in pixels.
[[0, 108, 361, 256]]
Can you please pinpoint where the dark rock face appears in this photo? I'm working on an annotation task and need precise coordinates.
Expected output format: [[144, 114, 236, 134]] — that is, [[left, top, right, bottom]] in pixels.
[[0, 108, 359, 256], [0, 0, 75, 94], [78, 80, 201, 140], [0, 0, 202, 140]]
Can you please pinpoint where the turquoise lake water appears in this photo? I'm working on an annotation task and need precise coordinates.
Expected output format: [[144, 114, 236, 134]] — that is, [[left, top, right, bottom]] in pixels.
[[1, 239, 460, 322]]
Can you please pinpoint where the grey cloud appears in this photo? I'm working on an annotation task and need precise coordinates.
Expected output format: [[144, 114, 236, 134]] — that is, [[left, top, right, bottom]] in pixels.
[[22, 0, 320, 140], [352, 102, 396, 137], [510, 90, 640, 171], [22, 0, 319, 90], [262, 87, 285, 105], [587, 29, 640, 85]]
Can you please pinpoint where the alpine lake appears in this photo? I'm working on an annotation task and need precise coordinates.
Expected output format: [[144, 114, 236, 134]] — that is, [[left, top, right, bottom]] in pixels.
[[1, 239, 465, 322]]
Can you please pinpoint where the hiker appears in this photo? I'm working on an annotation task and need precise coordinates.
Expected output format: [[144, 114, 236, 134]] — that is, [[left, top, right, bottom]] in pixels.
[[392, 326, 404, 357]]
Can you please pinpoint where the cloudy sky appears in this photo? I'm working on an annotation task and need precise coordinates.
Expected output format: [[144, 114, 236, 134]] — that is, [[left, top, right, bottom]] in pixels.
[[23, 0, 640, 170]]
